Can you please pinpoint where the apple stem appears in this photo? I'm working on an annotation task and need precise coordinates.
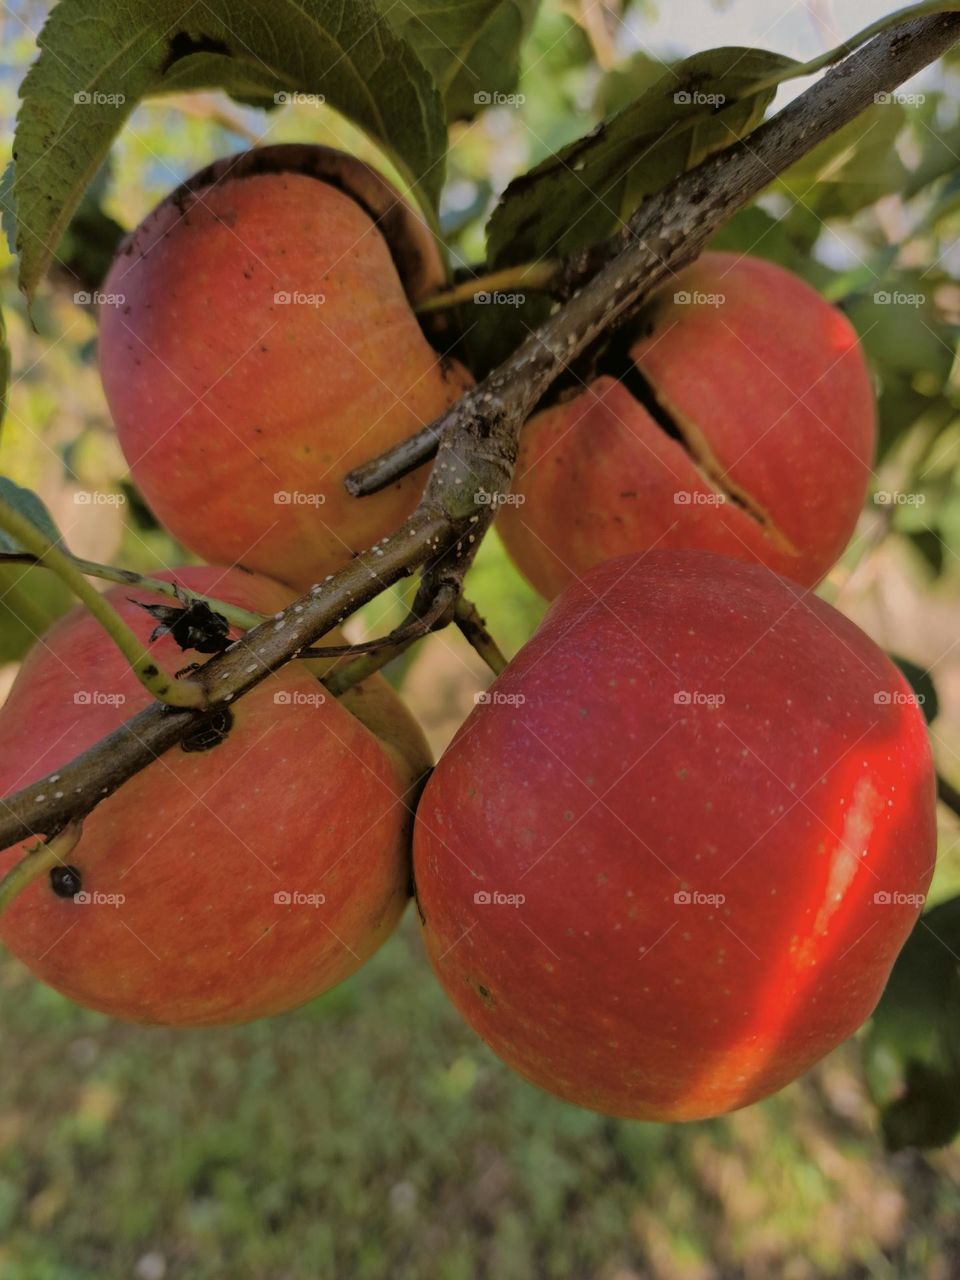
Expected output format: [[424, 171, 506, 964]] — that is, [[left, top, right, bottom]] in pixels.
[[0, 500, 208, 709], [454, 599, 508, 676], [415, 261, 561, 314], [0, 820, 84, 917], [0, 549, 265, 632], [313, 595, 507, 693], [319, 633, 423, 696], [311, 585, 461, 693]]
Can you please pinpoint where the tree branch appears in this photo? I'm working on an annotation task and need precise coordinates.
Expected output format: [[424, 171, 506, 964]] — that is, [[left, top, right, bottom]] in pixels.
[[346, 10, 960, 498], [1, 8, 958, 850], [455, 599, 509, 676]]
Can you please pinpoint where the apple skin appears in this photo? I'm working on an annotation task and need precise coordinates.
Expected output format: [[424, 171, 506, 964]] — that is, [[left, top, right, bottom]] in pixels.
[[98, 145, 472, 592], [413, 551, 936, 1120], [498, 253, 876, 599], [0, 566, 431, 1026]]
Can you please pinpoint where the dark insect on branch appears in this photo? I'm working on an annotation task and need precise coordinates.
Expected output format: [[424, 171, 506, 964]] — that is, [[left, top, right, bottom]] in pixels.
[[130, 591, 231, 655]]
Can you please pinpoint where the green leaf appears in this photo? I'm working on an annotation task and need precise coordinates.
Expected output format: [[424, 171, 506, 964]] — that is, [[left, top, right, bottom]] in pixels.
[[844, 274, 954, 385], [842, 269, 955, 458], [54, 160, 125, 294], [594, 50, 672, 118], [462, 293, 552, 381], [0, 307, 8, 434], [903, 118, 960, 201], [11, 0, 446, 300], [385, 0, 541, 121], [486, 47, 796, 268], [707, 206, 830, 284], [866, 897, 960, 1151], [0, 565, 72, 660], [891, 656, 939, 724], [0, 478, 63, 553], [0, 162, 15, 258]]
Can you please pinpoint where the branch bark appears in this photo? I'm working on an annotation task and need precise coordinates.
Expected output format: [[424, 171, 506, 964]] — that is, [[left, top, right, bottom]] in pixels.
[[1, 9, 958, 850]]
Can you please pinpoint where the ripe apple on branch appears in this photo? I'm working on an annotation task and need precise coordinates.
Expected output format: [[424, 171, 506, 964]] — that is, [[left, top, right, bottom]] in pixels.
[[0, 0, 957, 1140]]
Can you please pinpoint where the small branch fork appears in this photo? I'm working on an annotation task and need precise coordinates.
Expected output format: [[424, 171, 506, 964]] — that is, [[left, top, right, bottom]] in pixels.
[[0, 10, 957, 853]]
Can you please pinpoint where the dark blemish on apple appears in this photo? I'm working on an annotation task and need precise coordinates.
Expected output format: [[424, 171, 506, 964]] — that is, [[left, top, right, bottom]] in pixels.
[[182, 707, 235, 753], [142, 664, 159, 678], [50, 865, 82, 899]]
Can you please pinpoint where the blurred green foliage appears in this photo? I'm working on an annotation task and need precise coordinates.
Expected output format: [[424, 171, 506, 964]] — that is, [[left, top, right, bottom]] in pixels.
[[2, 916, 960, 1280]]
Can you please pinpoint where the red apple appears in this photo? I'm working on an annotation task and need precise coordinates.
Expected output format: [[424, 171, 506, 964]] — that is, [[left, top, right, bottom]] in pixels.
[[413, 550, 936, 1119], [498, 253, 876, 598], [99, 144, 472, 591], [0, 566, 431, 1025]]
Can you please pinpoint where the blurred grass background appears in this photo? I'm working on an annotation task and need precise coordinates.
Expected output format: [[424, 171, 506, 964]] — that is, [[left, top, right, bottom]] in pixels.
[[2, 0, 960, 1276], [1, 913, 960, 1280]]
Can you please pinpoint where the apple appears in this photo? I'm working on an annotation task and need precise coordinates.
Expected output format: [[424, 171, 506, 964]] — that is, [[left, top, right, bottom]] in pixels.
[[413, 550, 936, 1119], [0, 565, 431, 1025], [98, 144, 472, 591], [498, 253, 876, 598]]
